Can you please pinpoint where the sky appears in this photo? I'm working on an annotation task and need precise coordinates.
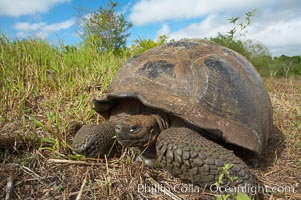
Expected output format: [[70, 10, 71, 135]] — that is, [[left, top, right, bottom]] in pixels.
[[0, 0, 300, 56]]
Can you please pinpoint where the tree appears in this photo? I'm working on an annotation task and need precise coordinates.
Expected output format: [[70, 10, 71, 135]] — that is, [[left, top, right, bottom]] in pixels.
[[210, 34, 252, 60], [243, 39, 272, 76], [79, 0, 132, 54], [276, 55, 301, 78]]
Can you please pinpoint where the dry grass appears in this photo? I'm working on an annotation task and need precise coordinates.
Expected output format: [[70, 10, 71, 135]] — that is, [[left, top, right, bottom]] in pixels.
[[1, 78, 300, 200]]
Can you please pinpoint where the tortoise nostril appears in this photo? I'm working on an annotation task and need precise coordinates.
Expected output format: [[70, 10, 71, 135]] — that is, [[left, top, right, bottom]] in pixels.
[[115, 124, 123, 134]]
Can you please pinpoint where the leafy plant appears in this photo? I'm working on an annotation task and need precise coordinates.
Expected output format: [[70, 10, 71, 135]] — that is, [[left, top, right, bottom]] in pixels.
[[227, 9, 256, 40], [215, 164, 251, 200], [216, 164, 238, 186], [79, 0, 132, 54]]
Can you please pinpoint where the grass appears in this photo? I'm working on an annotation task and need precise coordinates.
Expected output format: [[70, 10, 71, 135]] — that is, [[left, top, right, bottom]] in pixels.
[[0, 36, 126, 152], [1, 37, 301, 199]]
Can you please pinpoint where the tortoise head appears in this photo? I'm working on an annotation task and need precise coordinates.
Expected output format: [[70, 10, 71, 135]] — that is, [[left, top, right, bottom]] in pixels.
[[115, 115, 161, 147]]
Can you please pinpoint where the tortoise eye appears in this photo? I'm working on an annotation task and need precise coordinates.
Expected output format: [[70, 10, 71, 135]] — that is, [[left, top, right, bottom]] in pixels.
[[130, 125, 140, 133]]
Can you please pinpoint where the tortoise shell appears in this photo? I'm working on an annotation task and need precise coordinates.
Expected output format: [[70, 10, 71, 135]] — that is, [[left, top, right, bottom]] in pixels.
[[94, 39, 273, 154]]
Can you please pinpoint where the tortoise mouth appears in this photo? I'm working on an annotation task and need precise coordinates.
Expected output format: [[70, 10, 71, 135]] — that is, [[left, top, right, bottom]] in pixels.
[[117, 138, 154, 147]]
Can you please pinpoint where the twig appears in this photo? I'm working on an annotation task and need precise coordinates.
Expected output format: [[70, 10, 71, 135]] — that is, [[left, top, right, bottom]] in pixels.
[[263, 169, 278, 176], [0, 163, 19, 172], [5, 176, 14, 200], [105, 155, 109, 175], [47, 158, 104, 166], [22, 166, 40, 179], [75, 172, 88, 200], [285, 192, 301, 199], [27, 175, 55, 181], [145, 173, 182, 200], [0, 132, 44, 150]]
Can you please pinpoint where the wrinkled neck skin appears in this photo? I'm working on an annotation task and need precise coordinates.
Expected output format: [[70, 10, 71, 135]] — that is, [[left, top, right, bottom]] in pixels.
[[142, 113, 169, 147], [150, 113, 169, 131]]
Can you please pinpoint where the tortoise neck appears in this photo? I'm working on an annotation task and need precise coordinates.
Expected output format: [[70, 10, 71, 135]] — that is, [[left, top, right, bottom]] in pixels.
[[150, 113, 169, 131]]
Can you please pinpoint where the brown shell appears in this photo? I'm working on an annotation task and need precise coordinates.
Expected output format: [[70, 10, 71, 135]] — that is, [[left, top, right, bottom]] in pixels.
[[94, 39, 273, 154]]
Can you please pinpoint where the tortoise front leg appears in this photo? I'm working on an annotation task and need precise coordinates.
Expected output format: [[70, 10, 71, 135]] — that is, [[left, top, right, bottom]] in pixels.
[[156, 127, 257, 188], [72, 123, 119, 158]]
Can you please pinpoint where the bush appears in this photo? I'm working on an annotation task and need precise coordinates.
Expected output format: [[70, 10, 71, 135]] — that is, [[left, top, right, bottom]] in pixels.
[[130, 35, 168, 56]]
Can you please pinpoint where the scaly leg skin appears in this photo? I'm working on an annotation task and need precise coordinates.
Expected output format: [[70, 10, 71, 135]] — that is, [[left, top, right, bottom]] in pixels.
[[156, 127, 258, 190], [72, 123, 118, 158]]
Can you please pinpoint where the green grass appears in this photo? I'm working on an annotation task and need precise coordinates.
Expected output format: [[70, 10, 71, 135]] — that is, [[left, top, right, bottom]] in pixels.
[[0, 35, 128, 154]]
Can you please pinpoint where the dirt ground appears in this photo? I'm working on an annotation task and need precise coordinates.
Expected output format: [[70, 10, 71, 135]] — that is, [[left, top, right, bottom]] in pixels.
[[1, 78, 300, 200]]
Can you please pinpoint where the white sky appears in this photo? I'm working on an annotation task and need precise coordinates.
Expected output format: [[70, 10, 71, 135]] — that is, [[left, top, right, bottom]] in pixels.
[[0, 0, 300, 56], [129, 0, 301, 56]]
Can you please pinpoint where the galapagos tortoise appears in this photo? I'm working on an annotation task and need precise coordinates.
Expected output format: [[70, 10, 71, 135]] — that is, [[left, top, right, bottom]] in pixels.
[[72, 39, 273, 187]]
